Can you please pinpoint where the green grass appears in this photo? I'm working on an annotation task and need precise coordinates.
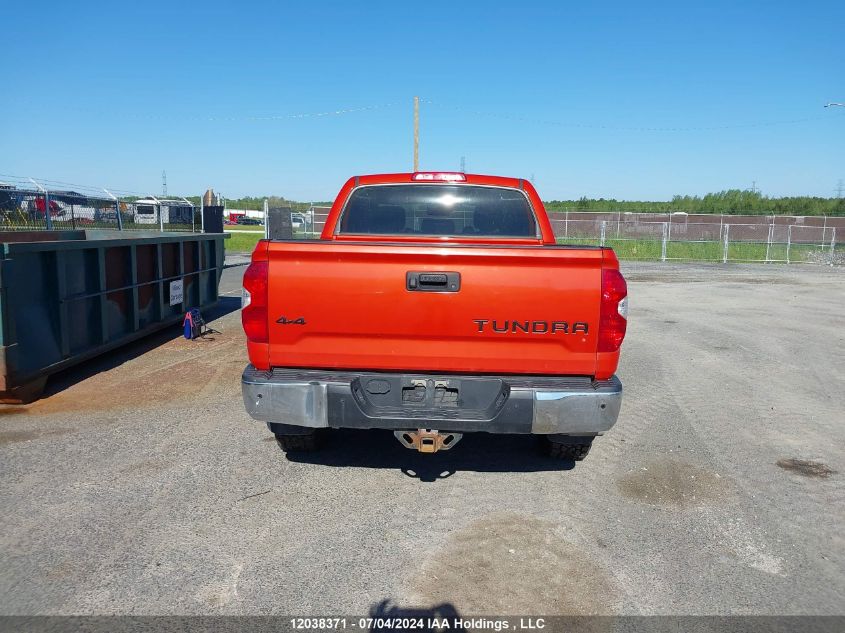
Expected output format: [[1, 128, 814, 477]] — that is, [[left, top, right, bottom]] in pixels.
[[559, 237, 832, 263], [0, 220, 200, 232], [224, 224, 265, 231], [226, 231, 264, 253], [226, 233, 833, 261], [1, 219, 832, 264], [225, 227, 323, 252]]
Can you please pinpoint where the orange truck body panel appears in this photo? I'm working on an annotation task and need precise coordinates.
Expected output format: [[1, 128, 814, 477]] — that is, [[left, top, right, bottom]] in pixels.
[[245, 173, 624, 381]]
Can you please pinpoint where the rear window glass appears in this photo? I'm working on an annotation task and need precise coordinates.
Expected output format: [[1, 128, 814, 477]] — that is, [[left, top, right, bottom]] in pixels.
[[339, 185, 537, 237]]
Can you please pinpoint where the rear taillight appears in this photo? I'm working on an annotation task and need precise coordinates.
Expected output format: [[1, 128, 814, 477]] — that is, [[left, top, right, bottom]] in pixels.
[[242, 260, 269, 343], [598, 268, 628, 352]]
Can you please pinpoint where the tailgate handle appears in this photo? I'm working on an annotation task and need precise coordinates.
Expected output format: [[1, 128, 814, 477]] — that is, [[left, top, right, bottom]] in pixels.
[[407, 271, 461, 292], [420, 274, 447, 285]]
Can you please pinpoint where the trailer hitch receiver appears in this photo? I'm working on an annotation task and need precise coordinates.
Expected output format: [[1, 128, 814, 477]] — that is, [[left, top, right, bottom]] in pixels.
[[394, 429, 462, 453]]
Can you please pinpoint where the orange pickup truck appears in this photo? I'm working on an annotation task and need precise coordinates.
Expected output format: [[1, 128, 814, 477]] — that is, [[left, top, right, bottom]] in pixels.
[[241, 172, 627, 461]]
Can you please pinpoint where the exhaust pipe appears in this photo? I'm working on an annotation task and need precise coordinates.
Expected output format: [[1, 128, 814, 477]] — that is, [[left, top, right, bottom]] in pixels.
[[394, 429, 462, 453]]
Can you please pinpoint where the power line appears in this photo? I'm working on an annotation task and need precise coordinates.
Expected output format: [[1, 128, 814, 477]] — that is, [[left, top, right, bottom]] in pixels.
[[0, 172, 154, 198], [421, 99, 845, 132], [2, 102, 400, 125], [130, 102, 400, 123]]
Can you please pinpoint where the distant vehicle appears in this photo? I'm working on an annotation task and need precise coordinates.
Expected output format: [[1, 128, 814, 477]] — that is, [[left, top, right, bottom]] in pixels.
[[291, 213, 306, 229], [224, 219, 239, 226], [241, 171, 628, 461], [32, 197, 63, 217], [0, 186, 20, 213], [237, 217, 262, 226], [133, 197, 194, 225]]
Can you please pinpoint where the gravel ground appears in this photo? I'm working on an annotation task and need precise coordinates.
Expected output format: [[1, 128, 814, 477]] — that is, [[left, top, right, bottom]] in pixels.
[[0, 262, 842, 616]]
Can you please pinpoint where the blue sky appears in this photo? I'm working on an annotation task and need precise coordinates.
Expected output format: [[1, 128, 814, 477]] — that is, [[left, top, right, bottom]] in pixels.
[[2, 0, 843, 201]]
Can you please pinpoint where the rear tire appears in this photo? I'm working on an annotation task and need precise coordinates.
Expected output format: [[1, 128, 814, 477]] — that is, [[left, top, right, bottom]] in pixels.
[[269, 423, 323, 452], [543, 436, 593, 461], [274, 432, 320, 452]]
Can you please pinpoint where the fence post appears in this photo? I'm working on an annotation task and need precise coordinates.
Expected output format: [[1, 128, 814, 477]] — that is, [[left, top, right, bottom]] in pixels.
[[103, 189, 122, 230], [200, 197, 205, 233], [44, 191, 53, 230], [29, 178, 52, 230], [159, 204, 164, 232], [786, 225, 792, 264], [661, 222, 668, 262], [616, 212, 621, 238], [765, 223, 773, 263], [565, 210, 569, 238], [600, 221, 606, 246], [722, 224, 730, 263], [831, 228, 836, 254]]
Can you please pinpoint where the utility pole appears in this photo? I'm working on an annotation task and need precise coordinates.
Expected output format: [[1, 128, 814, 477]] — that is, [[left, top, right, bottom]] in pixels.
[[29, 178, 52, 230], [103, 188, 123, 230], [751, 181, 758, 194], [413, 96, 419, 172], [162, 170, 168, 197], [836, 179, 844, 199]]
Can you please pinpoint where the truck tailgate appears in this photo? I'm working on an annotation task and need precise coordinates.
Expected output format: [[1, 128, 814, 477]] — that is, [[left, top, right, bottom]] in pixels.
[[266, 241, 603, 376]]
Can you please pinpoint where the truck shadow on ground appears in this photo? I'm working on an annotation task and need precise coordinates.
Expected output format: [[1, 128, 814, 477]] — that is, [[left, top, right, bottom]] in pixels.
[[36, 296, 242, 400], [367, 599, 465, 632], [281, 428, 576, 481]]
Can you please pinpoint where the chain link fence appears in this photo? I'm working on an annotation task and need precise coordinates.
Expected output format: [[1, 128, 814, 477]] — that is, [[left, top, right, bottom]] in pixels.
[[5, 179, 841, 263], [307, 206, 331, 237], [274, 206, 841, 263], [0, 185, 199, 232], [554, 219, 838, 264]]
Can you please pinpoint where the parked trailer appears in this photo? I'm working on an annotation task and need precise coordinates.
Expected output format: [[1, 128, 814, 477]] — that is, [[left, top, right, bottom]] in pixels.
[[0, 230, 228, 402], [133, 197, 195, 225]]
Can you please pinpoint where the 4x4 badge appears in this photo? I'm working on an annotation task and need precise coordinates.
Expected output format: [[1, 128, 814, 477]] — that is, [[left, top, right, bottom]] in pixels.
[[276, 316, 306, 325]]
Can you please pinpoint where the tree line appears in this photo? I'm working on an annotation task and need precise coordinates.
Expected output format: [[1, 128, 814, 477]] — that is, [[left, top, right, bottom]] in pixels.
[[545, 190, 845, 216], [174, 189, 844, 217], [180, 195, 330, 214]]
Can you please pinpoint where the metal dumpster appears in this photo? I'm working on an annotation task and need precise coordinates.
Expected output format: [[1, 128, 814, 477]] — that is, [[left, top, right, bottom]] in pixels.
[[0, 230, 228, 403]]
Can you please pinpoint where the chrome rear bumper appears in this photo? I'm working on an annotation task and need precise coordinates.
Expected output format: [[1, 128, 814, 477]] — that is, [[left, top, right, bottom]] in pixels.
[[242, 366, 622, 435]]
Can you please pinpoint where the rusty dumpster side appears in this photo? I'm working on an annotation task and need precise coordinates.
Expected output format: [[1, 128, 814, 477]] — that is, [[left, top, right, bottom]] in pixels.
[[0, 230, 228, 402]]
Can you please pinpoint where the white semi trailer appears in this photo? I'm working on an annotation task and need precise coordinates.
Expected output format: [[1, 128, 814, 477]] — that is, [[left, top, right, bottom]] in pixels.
[[133, 197, 195, 226]]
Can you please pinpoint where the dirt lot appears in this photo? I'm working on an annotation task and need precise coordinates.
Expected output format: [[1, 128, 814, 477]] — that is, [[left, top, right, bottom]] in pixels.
[[0, 262, 842, 615]]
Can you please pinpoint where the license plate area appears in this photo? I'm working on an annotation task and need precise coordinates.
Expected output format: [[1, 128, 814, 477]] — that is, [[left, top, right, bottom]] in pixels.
[[350, 375, 509, 422], [402, 379, 459, 407]]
